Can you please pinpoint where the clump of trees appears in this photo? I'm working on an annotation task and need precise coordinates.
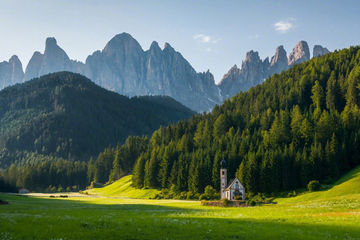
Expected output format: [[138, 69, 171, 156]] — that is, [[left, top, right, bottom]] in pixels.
[[308, 180, 321, 192]]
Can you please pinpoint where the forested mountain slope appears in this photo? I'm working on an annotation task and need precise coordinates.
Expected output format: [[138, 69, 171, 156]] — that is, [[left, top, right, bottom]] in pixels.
[[0, 71, 195, 168], [126, 46, 360, 197]]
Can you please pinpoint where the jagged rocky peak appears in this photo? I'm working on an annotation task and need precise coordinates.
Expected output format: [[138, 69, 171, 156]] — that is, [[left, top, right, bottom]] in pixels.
[[199, 69, 216, 87], [9, 55, 24, 83], [0, 55, 25, 89], [164, 42, 173, 49], [25, 51, 44, 81], [268, 45, 288, 76], [45, 37, 57, 48], [148, 41, 162, 54], [39, 37, 72, 76], [244, 50, 261, 63], [288, 40, 310, 66], [221, 64, 241, 80], [313, 45, 330, 57], [103, 32, 143, 55], [270, 45, 287, 66]]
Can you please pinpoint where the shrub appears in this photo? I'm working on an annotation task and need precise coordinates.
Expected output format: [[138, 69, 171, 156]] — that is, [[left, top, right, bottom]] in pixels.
[[249, 200, 256, 206], [221, 198, 230, 207], [308, 180, 321, 192], [199, 194, 209, 200], [170, 184, 180, 196], [178, 192, 187, 200], [204, 186, 217, 198], [186, 192, 199, 200], [234, 196, 242, 201]]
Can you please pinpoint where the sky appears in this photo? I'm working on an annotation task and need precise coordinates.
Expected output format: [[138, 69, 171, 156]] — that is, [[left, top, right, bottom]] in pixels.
[[0, 0, 359, 83]]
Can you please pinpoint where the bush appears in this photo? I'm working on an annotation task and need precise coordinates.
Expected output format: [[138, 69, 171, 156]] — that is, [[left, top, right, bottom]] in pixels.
[[234, 196, 242, 201], [221, 198, 230, 207], [249, 200, 256, 206], [308, 180, 321, 192], [186, 192, 199, 200], [178, 192, 187, 200], [199, 194, 209, 200], [204, 186, 217, 198]]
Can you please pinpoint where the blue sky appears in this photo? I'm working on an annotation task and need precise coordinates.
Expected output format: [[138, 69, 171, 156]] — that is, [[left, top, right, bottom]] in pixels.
[[0, 0, 359, 83]]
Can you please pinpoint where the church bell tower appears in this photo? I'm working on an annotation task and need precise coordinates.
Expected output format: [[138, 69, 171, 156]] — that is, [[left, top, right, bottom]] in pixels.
[[220, 159, 227, 199]]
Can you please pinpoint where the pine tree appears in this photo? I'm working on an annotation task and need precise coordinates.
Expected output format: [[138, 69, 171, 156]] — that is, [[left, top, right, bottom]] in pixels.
[[132, 156, 146, 188]]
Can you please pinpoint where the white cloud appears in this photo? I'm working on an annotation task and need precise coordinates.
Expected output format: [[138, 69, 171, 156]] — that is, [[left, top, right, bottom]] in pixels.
[[194, 34, 211, 43], [206, 48, 212, 52], [249, 34, 259, 40], [274, 18, 296, 33]]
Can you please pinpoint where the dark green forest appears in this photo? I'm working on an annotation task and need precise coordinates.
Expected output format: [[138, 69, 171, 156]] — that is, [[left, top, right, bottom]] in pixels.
[[128, 46, 360, 197], [1, 46, 360, 196], [0, 72, 195, 191]]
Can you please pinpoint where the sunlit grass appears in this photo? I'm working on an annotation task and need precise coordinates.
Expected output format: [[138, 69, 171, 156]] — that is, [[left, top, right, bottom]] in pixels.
[[1, 167, 360, 239], [87, 175, 161, 199], [0, 191, 359, 239], [276, 165, 360, 203]]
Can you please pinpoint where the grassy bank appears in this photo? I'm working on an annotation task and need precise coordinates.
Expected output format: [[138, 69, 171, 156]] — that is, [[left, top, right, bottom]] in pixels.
[[1, 167, 360, 239], [86, 175, 160, 199], [0, 192, 359, 239]]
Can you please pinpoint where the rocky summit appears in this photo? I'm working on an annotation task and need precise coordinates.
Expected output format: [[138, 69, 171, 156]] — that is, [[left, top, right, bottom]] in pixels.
[[218, 41, 330, 100], [288, 41, 310, 66], [313, 45, 330, 57], [0, 34, 331, 112]]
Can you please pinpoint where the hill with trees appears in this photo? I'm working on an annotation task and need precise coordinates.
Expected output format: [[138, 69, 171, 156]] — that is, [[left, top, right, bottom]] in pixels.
[[0, 71, 196, 191], [127, 46, 360, 198]]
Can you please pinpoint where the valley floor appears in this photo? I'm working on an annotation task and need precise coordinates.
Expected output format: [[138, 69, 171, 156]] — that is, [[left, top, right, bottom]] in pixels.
[[0, 193, 359, 240]]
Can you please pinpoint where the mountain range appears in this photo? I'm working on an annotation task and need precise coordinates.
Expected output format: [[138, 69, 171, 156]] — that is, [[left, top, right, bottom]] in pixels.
[[0, 33, 330, 112]]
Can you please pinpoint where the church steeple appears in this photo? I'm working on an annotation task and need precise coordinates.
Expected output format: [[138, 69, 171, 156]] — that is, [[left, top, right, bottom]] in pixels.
[[220, 159, 227, 199]]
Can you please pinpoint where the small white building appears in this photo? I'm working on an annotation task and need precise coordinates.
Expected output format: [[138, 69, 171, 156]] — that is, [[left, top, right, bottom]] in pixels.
[[224, 178, 245, 201], [220, 159, 245, 201], [19, 188, 29, 194]]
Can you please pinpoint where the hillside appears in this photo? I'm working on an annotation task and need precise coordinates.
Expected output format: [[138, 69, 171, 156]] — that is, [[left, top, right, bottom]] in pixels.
[[277, 165, 360, 203], [87, 175, 160, 199], [0, 71, 195, 167], [127, 46, 360, 196]]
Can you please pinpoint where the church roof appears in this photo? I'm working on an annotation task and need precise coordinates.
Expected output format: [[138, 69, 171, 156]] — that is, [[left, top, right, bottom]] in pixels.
[[224, 177, 244, 191]]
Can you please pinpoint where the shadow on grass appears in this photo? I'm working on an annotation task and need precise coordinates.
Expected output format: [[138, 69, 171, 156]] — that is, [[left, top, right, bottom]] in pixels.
[[0, 194, 359, 239]]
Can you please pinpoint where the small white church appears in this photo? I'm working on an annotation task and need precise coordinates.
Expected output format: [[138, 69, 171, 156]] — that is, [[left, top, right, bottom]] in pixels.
[[220, 159, 245, 201]]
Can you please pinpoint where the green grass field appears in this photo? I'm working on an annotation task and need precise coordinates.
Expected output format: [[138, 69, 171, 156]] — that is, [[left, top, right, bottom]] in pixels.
[[87, 175, 160, 199], [1, 167, 360, 239]]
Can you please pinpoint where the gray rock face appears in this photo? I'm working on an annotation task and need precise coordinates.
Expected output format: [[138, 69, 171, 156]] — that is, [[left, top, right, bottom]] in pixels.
[[0, 55, 24, 89], [39, 38, 73, 76], [24, 51, 44, 81], [288, 41, 310, 66], [219, 40, 323, 101], [313, 45, 330, 57], [219, 51, 270, 98], [25, 38, 85, 81], [85, 33, 222, 112], [269, 45, 288, 76]]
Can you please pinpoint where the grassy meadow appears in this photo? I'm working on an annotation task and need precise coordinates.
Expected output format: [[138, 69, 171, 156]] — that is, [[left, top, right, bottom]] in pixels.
[[1, 167, 360, 239]]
